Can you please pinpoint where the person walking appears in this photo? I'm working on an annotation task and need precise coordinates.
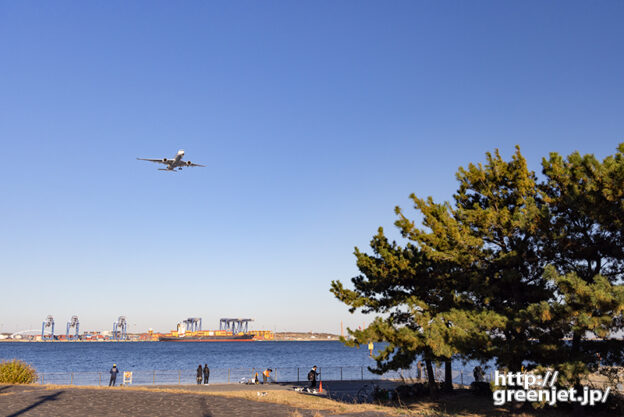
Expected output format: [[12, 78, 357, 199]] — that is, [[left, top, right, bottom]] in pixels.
[[109, 364, 119, 386], [196, 365, 203, 385], [307, 365, 319, 390], [203, 364, 210, 385], [262, 368, 272, 384], [416, 361, 422, 381]]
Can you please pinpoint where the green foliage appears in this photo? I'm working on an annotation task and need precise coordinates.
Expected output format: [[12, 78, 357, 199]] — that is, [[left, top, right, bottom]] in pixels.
[[332, 143, 624, 394], [0, 359, 38, 384]]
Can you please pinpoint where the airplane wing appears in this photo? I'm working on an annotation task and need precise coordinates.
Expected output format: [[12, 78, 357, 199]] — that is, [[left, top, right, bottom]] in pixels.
[[180, 160, 206, 167], [137, 158, 168, 165]]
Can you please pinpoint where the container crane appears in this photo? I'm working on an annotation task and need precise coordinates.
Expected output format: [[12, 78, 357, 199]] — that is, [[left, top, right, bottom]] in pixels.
[[184, 317, 202, 332], [66, 315, 80, 340], [219, 318, 252, 334], [41, 315, 55, 340], [112, 316, 127, 341]]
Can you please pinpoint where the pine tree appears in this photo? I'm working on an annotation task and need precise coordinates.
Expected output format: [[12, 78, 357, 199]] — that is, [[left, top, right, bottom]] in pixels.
[[331, 229, 455, 396], [400, 147, 550, 372], [331, 144, 624, 398], [536, 145, 624, 386]]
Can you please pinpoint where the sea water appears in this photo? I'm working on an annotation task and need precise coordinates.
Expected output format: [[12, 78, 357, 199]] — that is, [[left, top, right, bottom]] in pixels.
[[0, 341, 490, 385]]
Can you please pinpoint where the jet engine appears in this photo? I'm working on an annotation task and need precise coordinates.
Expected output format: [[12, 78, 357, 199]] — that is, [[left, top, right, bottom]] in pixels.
[[162, 158, 168, 162], [187, 161, 192, 165]]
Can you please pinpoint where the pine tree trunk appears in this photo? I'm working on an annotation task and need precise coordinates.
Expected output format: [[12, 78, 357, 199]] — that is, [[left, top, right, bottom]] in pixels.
[[443, 360, 453, 392], [571, 332, 585, 416], [425, 359, 438, 398]]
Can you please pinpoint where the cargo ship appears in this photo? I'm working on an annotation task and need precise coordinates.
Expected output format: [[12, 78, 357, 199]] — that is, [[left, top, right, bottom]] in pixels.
[[158, 317, 274, 342], [159, 333, 255, 342]]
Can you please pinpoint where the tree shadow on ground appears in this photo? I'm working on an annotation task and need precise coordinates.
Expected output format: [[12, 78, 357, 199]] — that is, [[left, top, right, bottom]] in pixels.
[[198, 396, 213, 417], [6, 391, 63, 417]]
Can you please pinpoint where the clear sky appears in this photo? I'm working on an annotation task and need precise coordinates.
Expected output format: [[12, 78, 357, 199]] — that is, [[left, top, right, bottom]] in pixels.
[[1, 1, 623, 334]]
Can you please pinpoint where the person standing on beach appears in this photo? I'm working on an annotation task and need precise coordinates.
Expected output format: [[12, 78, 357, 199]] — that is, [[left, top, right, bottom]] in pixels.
[[196, 365, 203, 384], [203, 364, 210, 385], [109, 364, 119, 386], [368, 341, 374, 357], [307, 365, 319, 390], [262, 368, 272, 384]]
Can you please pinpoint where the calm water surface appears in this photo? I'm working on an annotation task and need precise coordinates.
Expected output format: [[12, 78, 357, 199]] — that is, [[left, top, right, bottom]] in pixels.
[[1, 341, 381, 373], [0, 341, 489, 385]]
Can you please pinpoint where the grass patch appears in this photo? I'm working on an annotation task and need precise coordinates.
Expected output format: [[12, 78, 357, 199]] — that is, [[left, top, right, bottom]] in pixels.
[[0, 359, 38, 384], [208, 389, 404, 415]]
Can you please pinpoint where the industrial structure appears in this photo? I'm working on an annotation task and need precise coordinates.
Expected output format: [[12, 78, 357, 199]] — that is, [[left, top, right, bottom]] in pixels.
[[66, 315, 80, 340], [112, 316, 127, 341], [219, 318, 253, 334], [41, 315, 55, 340], [159, 317, 274, 342], [184, 317, 202, 332], [8, 315, 274, 343]]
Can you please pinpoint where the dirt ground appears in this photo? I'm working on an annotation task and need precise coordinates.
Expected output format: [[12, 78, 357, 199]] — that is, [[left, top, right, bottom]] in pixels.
[[0, 384, 390, 417]]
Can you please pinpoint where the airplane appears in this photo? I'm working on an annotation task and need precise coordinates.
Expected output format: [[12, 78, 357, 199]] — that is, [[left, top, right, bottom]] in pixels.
[[137, 149, 205, 171]]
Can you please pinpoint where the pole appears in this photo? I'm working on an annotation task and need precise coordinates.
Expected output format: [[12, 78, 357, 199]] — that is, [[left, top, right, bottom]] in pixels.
[[297, 368, 299, 382], [340, 367, 343, 381], [460, 370, 463, 386], [178, 370, 181, 385], [99, 373, 101, 386], [361, 367, 364, 381], [71, 373, 73, 385], [228, 368, 230, 383], [153, 370, 155, 385]]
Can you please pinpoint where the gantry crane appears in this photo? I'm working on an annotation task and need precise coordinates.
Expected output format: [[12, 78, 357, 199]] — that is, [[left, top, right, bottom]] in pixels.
[[219, 318, 252, 334], [41, 315, 55, 340], [112, 316, 127, 341], [184, 317, 202, 332], [66, 315, 80, 340]]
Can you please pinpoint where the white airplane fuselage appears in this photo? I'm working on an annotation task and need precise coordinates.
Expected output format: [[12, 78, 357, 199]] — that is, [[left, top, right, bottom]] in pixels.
[[163, 150, 186, 170]]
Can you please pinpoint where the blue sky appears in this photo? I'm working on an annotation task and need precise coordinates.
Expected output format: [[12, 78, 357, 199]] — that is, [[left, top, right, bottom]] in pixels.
[[1, 1, 623, 334]]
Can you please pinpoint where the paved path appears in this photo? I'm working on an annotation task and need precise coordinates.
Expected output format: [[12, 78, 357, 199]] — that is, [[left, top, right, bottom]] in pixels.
[[0, 385, 390, 417]]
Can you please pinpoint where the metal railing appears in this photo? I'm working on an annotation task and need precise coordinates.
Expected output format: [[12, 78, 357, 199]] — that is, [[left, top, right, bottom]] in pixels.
[[37, 365, 489, 386]]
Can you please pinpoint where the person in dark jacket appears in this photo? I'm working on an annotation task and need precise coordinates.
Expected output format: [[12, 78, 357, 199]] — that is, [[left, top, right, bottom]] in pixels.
[[196, 365, 203, 384], [203, 364, 210, 385], [307, 366, 318, 389], [109, 364, 119, 386]]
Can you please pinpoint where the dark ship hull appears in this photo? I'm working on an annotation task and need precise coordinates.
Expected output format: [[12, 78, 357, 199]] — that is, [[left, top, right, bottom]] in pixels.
[[159, 334, 255, 342]]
